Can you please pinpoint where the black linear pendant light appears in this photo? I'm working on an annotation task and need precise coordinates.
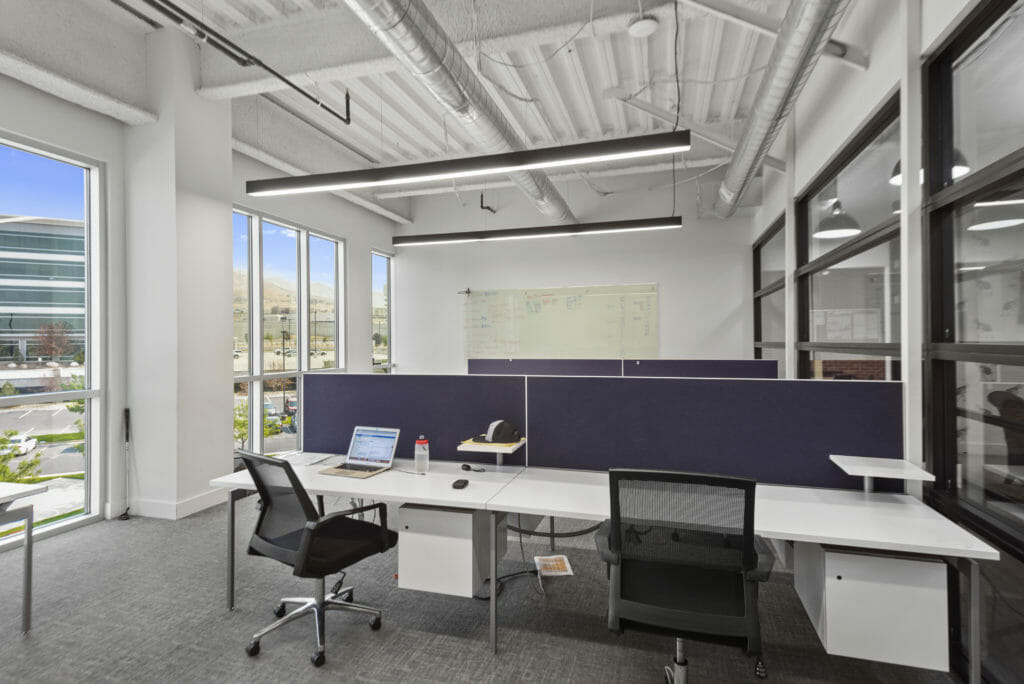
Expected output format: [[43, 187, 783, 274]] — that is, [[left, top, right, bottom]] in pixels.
[[247, 131, 691, 197], [392, 217, 683, 247]]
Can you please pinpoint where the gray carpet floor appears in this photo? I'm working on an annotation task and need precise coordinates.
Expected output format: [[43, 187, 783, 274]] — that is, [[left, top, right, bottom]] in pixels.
[[0, 501, 957, 683]]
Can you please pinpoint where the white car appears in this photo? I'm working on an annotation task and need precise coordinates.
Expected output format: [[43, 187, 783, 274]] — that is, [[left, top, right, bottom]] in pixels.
[[6, 434, 37, 455]]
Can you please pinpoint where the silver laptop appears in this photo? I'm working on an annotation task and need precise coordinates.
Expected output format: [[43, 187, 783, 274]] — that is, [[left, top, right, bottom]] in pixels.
[[322, 426, 400, 479]]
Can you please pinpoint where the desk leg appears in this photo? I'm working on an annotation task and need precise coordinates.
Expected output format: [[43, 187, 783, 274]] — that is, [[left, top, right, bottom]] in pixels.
[[490, 511, 497, 654], [863, 476, 874, 493], [968, 559, 981, 684], [549, 516, 555, 552], [227, 490, 237, 611], [22, 505, 33, 633]]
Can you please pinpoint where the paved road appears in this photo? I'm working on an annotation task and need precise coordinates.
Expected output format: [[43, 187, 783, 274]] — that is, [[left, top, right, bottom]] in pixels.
[[9, 442, 83, 476], [0, 404, 80, 437]]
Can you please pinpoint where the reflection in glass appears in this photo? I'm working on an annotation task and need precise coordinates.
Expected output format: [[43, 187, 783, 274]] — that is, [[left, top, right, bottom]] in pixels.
[[371, 252, 391, 372], [232, 213, 250, 375], [0, 399, 88, 536], [809, 351, 899, 381], [957, 552, 1024, 682], [810, 239, 900, 343], [262, 221, 299, 373], [759, 289, 785, 342], [309, 236, 337, 370], [955, 362, 1024, 530], [807, 119, 900, 261], [263, 376, 298, 455], [953, 1, 1024, 183], [759, 228, 785, 287], [953, 184, 1024, 343]]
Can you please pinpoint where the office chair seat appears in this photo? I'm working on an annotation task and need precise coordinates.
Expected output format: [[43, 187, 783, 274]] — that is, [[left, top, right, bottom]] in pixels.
[[239, 453, 397, 667]]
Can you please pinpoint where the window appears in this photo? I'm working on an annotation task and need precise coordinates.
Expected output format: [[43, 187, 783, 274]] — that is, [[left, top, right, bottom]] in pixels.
[[796, 98, 900, 381], [233, 210, 343, 455], [371, 251, 391, 372], [0, 140, 101, 537], [753, 217, 785, 377], [925, 3, 1024, 680]]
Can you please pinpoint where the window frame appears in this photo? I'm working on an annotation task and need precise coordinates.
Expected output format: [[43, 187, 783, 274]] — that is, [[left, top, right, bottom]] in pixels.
[[232, 206, 345, 455], [370, 249, 393, 372], [795, 96, 902, 379], [753, 215, 785, 361]]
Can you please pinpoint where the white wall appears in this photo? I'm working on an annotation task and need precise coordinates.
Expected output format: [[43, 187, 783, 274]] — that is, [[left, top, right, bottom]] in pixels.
[[0, 73, 128, 518], [393, 174, 754, 372], [233, 153, 397, 372]]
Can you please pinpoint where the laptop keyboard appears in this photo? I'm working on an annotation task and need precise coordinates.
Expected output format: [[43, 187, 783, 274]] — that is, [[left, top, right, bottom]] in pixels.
[[343, 463, 382, 472]]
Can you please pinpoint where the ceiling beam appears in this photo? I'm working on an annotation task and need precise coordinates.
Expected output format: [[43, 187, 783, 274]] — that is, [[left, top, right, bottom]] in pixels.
[[602, 86, 785, 171], [677, 0, 869, 70]]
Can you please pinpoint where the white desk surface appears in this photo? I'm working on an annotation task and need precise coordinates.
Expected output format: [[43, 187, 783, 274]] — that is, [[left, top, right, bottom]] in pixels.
[[486, 467, 610, 520], [457, 439, 526, 455], [0, 482, 46, 506], [755, 485, 998, 561], [210, 458, 523, 510], [829, 454, 936, 482]]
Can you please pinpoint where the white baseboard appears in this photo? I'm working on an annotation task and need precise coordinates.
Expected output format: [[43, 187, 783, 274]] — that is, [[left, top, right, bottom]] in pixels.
[[127, 488, 224, 520], [176, 488, 225, 518], [129, 497, 179, 520]]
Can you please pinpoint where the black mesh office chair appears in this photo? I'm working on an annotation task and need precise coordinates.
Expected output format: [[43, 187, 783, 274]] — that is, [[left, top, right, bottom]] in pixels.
[[595, 469, 774, 682], [239, 453, 397, 667]]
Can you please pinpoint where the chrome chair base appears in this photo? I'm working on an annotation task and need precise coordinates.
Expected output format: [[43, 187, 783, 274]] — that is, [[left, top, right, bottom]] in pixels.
[[245, 579, 382, 667]]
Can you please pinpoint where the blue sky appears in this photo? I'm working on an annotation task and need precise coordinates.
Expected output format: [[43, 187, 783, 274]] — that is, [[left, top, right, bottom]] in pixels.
[[234, 213, 336, 290], [372, 252, 389, 294], [0, 144, 85, 220]]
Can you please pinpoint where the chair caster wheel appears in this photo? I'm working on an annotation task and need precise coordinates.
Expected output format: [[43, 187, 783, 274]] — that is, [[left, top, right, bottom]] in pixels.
[[369, 616, 382, 630], [311, 650, 325, 667], [341, 590, 354, 603], [245, 641, 260, 657], [273, 603, 286, 618], [754, 657, 767, 678]]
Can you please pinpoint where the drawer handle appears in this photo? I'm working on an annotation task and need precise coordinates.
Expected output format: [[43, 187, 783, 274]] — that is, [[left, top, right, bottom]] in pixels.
[[836, 575, 842, 580]]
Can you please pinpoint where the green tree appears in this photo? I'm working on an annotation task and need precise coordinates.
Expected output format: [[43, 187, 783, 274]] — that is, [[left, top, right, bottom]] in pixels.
[[233, 400, 249, 449], [0, 430, 41, 483], [61, 374, 86, 454], [0, 381, 17, 396]]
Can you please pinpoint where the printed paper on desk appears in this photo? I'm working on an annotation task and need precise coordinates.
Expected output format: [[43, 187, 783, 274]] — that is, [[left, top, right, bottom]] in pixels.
[[534, 555, 573, 577]]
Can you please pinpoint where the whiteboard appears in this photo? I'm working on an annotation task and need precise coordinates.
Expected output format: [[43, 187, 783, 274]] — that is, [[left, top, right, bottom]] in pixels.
[[465, 284, 658, 359]]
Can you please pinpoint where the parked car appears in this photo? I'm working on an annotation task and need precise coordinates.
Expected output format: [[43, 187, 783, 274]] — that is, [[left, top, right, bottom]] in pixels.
[[263, 397, 278, 416], [284, 397, 297, 416], [5, 434, 37, 455]]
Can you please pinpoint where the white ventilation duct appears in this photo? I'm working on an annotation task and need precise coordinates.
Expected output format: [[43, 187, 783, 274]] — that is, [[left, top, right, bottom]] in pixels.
[[342, 0, 575, 222], [715, 0, 851, 217]]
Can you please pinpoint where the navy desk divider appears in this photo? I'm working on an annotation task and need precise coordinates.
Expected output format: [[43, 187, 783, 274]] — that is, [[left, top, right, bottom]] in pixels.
[[303, 374, 527, 465], [526, 376, 903, 490], [623, 359, 778, 379], [468, 358, 622, 376]]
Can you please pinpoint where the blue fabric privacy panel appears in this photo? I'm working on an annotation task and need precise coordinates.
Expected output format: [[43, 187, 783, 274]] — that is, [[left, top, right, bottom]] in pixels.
[[623, 359, 778, 379], [468, 358, 622, 376], [526, 376, 903, 490], [303, 374, 527, 464]]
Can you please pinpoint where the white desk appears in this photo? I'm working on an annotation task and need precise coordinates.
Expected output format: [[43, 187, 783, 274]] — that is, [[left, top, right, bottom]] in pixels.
[[456, 438, 526, 466], [211, 462, 996, 681], [0, 481, 46, 632], [829, 454, 936, 492]]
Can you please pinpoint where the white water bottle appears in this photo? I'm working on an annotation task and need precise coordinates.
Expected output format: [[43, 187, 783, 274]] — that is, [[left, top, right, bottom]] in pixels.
[[414, 435, 430, 473]]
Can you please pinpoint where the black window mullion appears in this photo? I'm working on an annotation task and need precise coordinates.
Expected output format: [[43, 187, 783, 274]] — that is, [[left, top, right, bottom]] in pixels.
[[795, 219, 900, 278]]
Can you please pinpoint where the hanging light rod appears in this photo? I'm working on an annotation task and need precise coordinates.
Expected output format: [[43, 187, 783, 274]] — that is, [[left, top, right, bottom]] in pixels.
[[247, 131, 691, 197], [392, 217, 683, 247]]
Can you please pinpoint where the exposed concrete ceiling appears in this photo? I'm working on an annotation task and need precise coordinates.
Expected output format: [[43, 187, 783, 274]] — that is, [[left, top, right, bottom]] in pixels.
[[0, 0, 871, 223]]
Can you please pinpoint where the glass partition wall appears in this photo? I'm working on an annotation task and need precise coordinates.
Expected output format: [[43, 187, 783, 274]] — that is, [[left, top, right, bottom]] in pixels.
[[797, 98, 901, 381], [233, 210, 343, 455], [925, 2, 1024, 680], [753, 217, 785, 377]]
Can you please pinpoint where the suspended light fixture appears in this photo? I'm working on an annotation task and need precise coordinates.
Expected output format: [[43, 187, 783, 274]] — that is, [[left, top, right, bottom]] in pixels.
[[966, 202, 1024, 232], [889, 149, 970, 186], [247, 131, 691, 197], [891, 200, 901, 215], [392, 217, 682, 247], [813, 201, 861, 239]]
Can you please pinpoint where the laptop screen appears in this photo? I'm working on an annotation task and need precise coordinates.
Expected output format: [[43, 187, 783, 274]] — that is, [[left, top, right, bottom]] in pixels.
[[346, 426, 400, 467]]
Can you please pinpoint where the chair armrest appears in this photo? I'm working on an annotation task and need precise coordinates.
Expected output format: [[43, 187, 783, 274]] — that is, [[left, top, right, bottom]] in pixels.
[[594, 519, 619, 565], [746, 535, 775, 582], [295, 502, 391, 571]]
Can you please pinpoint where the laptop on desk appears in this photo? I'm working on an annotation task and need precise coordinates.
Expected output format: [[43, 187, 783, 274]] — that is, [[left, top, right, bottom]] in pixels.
[[321, 426, 400, 479]]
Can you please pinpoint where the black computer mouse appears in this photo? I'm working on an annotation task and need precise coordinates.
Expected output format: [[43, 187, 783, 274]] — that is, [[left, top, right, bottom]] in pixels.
[[452, 479, 469, 489]]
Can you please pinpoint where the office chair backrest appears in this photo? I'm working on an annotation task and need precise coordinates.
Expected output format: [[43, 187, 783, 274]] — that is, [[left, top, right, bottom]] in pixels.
[[241, 453, 319, 544], [608, 468, 756, 572]]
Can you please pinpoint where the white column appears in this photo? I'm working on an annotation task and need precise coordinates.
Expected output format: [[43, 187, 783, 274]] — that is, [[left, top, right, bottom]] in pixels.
[[125, 29, 233, 518], [900, 0, 925, 497]]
